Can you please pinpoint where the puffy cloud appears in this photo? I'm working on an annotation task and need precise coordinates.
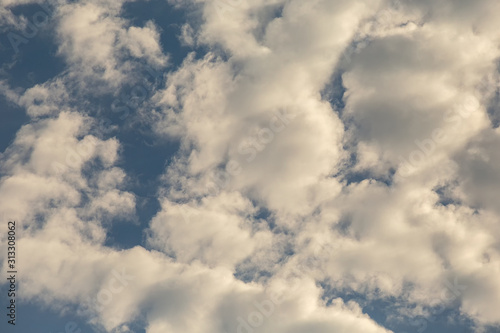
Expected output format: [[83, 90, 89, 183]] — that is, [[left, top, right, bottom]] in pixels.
[[153, 0, 386, 216], [55, 0, 167, 89], [18, 79, 69, 117], [0, 110, 135, 229], [1, 0, 500, 332], [148, 191, 271, 268], [151, 0, 500, 330]]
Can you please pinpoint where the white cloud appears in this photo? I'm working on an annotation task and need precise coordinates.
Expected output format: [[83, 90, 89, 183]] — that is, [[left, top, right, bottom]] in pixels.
[[56, 0, 168, 89], [1, 0, 500, 332], [18, 79, 69, 117], [148, 191, 272, 268], [0, 111, 135, 230], [150, 0, 500, 330]]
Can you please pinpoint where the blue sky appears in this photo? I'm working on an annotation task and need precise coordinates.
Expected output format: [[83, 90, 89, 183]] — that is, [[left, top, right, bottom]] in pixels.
[[1, 0, 500, 333]]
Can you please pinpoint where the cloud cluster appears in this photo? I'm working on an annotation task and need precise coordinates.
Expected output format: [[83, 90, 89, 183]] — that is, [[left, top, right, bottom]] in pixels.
[[151, 0, 500, 329], [1, 0, 500, 332]]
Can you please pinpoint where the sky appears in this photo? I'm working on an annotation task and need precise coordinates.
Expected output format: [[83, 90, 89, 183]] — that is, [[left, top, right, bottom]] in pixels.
[[0, 0, 500, 333]]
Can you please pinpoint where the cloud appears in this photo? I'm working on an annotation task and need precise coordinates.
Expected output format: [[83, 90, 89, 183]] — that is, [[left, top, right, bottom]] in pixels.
[[150, 0, 500, 330], [0, 110, 135, 229], [148, 191, 272, 268], [18, 79, 69, 117], [55, 0, 167, 90], [1, 0, 500, 332]]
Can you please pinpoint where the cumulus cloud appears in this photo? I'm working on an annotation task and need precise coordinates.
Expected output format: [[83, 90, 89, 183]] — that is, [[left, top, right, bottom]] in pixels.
[[56, 0, 168, 89], [1, 0, 500, 332], [0, 111, 135, 227], [150, 0, 500, 329]]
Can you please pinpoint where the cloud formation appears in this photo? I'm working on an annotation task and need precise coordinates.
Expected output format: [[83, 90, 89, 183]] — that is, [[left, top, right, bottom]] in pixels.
[[1, 0, 500, 332]]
